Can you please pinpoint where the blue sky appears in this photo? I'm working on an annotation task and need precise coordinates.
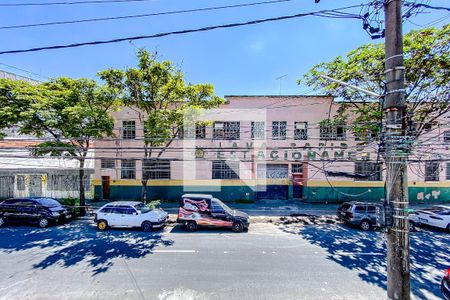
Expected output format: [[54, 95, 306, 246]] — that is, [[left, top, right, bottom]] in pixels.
[[0, 0, 448, 97]]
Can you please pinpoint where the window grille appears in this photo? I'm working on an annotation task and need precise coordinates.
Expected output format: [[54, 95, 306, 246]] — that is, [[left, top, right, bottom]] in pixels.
[[320, 123, 346, 140], [251, 121, 265, 140], [354, 162, 382, 181], [294, 122, 308, 140], [101, 159, 115, 169], [122, 121, 136, 139], [213, 122, 240, 140], [142, 159, 171, 180], [212, 160, 239, 179], [272, 121, 287, 140], [425, 161, 439, 181], [121, 160, 136, 179], [292, 164, 303, 173]]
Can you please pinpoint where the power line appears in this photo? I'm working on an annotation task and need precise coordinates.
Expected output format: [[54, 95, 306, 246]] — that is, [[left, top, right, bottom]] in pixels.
[[0, 4, 366, 55], [0, 0, 296, 31], [0, 0, 154, 7]]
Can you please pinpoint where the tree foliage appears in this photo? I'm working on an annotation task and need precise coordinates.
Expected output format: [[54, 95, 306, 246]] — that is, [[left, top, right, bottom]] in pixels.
[[99, 49, 224, 157], [0, 77, 118, 207], [300, 25, 450, 139]]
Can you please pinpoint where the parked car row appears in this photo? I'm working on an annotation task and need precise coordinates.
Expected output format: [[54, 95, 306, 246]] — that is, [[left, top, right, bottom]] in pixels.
[[337, 201, 450, 232], [0, 194, 250, 233], [0, 197, 72, 228]]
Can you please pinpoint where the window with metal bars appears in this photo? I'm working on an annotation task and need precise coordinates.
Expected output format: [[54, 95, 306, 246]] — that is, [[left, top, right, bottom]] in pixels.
[[101, 159, 115, 169], [121, 160, 136, 179], [142, 159, 171, 180], [294, 122, 308, 140], [425, 161, 439, 181], [212, 160, 239, 179], [354, 162, 382, 181], [122, 121, 136, 139], [446, 163, 450, 180], [272, 121, 287, 140], [292, 164, 303, 173], [320, 123, 346, 141], [251, 121, 265, 140], [179, 124, 206, 139], [213, 122, 240, 140]]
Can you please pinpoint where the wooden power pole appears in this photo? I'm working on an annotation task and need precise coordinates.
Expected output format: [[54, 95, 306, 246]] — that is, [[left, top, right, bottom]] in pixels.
[[383, 0, 410, 299]]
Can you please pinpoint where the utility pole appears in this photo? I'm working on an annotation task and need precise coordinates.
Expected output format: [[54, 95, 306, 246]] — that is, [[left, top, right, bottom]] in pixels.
[[383, 0, 410, 299]]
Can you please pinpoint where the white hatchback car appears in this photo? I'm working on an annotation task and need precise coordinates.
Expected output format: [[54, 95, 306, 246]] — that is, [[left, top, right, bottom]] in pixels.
[[409, 205, 450, 231], [94, 201, 168, 232]]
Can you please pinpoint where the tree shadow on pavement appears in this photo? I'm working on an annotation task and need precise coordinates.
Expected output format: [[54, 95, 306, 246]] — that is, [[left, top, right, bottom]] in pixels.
[[279, 223, 449, 299], [0, 220, 174, 276]]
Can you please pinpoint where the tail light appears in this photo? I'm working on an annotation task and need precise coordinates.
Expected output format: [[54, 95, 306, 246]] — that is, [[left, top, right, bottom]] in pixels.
[[445, 268, 450, 280]]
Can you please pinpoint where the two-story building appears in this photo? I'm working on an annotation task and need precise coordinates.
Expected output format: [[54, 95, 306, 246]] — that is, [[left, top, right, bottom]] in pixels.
[[93, 95, 450, 203]]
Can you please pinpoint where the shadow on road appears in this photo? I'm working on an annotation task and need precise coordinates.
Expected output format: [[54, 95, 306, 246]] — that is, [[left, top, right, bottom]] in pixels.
[[279, 223, 449, 299], [0, 220, 174, 276], [169, 224, 247, 235]]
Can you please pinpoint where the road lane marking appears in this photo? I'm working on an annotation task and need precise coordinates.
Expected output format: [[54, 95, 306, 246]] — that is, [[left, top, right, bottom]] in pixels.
[[153, 250, 197, 253]]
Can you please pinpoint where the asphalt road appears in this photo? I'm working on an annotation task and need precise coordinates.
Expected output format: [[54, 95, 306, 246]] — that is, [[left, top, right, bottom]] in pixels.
[[0, 220, 448, 300]]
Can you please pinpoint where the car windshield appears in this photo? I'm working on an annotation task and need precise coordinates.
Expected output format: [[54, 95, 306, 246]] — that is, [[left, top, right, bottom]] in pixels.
[[213, 198, 233, 213], [34, 198, 61, 207], [134, 203, 151, 214]]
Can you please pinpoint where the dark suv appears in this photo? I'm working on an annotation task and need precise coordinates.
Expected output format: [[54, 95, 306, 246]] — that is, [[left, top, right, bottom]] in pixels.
[[0, 197, 72, 228], [337, 202, 379, 231]]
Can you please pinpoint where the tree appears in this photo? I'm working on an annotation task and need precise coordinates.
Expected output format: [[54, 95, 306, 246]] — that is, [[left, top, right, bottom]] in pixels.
[[1, 77, 118, 213], [99, 49, 224, 202], [300, 25, 450, 140]]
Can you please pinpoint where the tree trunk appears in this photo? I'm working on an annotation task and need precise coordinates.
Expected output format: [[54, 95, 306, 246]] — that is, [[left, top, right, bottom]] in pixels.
[[141, 179, 148, 204], [79, 158, 86, 216]]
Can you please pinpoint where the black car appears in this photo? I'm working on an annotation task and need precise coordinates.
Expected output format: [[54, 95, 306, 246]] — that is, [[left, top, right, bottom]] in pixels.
[[442, 268, 450, 300], [0, 197, 72, 228]]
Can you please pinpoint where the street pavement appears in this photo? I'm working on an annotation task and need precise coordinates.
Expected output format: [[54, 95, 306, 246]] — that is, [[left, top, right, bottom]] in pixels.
[[0, 219, 448, 300]]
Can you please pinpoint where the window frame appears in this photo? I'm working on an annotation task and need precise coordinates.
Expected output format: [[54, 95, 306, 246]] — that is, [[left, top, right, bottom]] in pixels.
[[272, 121, 287, 140], [354, 161, 382, 181], [122, 120, 136, 140], [212, 160, 240, 179], [101, 158, 116, 169], [294, 122, 308, 140], [425, 161, 440, 182], [251, 121, 265, 140], [213, 121, 240, 140], [142, 159, 171, 180], [121, 159, 136, 179]]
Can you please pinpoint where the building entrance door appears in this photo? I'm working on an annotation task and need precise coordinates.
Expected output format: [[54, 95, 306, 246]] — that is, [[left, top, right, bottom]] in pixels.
[[292, 173, 303, 199], [102, 176, 110, 199]]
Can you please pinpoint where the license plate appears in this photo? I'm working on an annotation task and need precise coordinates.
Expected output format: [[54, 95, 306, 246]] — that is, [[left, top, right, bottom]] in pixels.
[[66, 214, 72, 219]]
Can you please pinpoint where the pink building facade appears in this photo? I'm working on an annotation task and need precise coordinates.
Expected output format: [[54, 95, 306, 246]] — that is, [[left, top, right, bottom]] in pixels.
[[93, 95, 450, 203]]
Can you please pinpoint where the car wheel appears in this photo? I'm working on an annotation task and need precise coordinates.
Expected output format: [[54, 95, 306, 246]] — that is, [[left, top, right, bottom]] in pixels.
[[184, 221, 197, 232], [0, 216, 5, 227], [141, 221, 152, 232], [97, 220, 108, 231], [360, 220, 371, 231], [38, 218, 49, 228], [232, 221, 244, 233]]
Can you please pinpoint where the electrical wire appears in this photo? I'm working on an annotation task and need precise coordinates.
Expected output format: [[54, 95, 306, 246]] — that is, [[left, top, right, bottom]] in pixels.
[[0, 4, 367, 55], [0, 0, 297, 31], [0, 0, 154, 7]]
